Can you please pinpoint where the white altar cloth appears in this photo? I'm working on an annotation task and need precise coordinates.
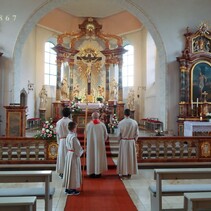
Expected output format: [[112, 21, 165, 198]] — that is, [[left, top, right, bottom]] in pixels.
[[78, 102, 102, 110], [184, 121, 211, 136]]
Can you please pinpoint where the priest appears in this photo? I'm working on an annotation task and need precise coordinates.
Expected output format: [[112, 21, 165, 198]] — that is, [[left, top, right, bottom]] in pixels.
[[86, 111, 108, 178]]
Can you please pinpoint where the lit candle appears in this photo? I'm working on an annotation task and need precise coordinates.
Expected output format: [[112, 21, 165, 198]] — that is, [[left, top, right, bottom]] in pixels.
[[197, 98, 198, 107]]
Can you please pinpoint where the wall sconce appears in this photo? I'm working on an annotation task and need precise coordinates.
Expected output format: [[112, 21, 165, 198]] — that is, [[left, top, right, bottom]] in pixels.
[[28, 80, 34, 92]]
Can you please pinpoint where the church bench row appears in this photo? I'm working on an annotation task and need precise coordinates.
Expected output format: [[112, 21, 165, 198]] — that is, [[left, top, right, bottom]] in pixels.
[[0, 164, 56, 171], [0, 170, 55, 211], [184, 192, 211, 211], [0, 196, 36, 211], [149, 168, 211, 211]]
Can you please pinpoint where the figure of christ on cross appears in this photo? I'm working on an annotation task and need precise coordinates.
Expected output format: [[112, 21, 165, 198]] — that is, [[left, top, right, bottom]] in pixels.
[[77, 48, 102, 98]]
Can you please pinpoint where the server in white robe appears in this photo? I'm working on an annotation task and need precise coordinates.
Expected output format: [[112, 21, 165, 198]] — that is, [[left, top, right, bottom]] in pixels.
[[86, 111, 108, 178], [63, 121, 84, 195], [117, 109, 139, 179], [56, 107, 72, 178]]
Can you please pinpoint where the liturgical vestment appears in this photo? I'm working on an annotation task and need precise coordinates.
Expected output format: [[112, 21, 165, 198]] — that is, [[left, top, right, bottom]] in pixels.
[[63, 132, 83, 189], [86, 121, 108, 175], [56, 117, 72, 174], [117, 117, 139, 176]]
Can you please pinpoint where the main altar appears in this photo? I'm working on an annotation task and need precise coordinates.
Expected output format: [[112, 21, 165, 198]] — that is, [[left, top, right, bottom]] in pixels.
[[51, 18, 127, 128]]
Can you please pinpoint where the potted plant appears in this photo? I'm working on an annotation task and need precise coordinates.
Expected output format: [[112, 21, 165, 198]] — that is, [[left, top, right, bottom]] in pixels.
[[206, 113, 211, 122], [74, 97, 82, 102], [96, 96, 103, 103]]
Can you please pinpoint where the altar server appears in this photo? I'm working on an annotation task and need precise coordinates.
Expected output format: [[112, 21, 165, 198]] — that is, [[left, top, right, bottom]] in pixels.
[[63, 121, 84, 195], [56, 107, 72, 179], [86, 111, 108, 178], [117, 109, 139, 180]]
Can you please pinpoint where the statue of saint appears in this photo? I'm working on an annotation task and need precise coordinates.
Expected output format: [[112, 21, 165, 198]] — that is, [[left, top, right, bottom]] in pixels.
[[39, 86, 48, 109], [127, 88, 135, 111], [110, 78, 118, 100], [61, 77, 69, 100]]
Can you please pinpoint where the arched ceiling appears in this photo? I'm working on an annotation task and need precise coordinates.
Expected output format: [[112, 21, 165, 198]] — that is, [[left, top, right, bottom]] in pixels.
[[58, 0, 124, 18]]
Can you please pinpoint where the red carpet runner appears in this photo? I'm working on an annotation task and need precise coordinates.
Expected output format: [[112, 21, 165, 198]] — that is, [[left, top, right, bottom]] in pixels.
[[64, 136, 138, 211]]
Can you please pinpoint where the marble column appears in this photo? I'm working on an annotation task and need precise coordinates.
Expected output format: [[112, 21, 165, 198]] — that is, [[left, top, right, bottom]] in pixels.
[[118, 56, 123, 102], [105, 63, 110, 102], [69, 60, 74, 101], [56, 59, 62, 101]]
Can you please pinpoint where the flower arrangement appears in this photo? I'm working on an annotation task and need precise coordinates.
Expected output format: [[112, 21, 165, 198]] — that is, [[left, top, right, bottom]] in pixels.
[[35, 118, 56, 140], [108, 114, 119, 129], [69, 101, 82, 113]]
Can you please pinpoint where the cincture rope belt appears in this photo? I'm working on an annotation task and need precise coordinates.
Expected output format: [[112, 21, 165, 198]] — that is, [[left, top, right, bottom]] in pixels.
[[122, 138, 135, 140]]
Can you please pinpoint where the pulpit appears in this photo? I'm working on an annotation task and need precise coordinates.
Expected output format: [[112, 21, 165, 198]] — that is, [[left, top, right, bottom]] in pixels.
[[4, 106, 27, 137]]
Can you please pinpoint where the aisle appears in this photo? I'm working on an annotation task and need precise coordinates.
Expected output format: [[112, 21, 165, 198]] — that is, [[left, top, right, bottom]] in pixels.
[[64, 157, 137, 211]]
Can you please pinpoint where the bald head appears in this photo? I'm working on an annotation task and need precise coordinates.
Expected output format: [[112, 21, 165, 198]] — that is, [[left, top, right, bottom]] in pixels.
[[92, 112, 100, 120]]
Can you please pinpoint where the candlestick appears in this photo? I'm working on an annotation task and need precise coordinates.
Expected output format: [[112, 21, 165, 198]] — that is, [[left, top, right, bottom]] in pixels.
[[191, 100, 193, 110], [197, 98, 198, 107]]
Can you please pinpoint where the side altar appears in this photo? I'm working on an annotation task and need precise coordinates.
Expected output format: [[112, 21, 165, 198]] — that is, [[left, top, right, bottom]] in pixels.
[[177, 23, 211, 136], [184, 121, 211, 136]]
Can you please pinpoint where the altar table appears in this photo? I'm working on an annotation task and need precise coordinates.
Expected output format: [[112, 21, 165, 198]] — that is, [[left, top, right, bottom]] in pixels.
[[184, 121, 211, 136]]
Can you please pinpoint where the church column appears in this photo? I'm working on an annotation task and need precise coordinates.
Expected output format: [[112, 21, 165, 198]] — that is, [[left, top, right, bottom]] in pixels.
[[118, 56, 123, 102], [69, 59, 74, 101], [56, 59, 62, 101], [105, 63, 110, 101]]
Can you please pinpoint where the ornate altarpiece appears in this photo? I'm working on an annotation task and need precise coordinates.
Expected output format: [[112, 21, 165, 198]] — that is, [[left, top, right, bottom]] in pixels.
[[52, 18, 127, 123], [177, 23, 211, 136]]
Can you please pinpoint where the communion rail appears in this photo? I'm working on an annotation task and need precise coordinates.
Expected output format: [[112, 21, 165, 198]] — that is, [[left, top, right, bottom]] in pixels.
[[0, 136, 211, 164], [0, 137, 57, 164], [136, 136, 211, 163]]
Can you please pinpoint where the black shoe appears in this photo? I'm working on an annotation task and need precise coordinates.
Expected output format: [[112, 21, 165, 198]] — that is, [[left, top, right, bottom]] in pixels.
[[95, 174, 101, 178], [66, 189, 76, 195], [89, 174, 95, 178], [73, 190, 80, 195]]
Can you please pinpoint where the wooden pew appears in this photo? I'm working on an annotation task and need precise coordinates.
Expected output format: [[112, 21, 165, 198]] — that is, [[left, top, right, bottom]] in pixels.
[[148, 168, 211, 211], [0, 196, 36, 211], [184, 192, 211, 211], [0, 164, 56, 171], [0, 170, 55, 211]]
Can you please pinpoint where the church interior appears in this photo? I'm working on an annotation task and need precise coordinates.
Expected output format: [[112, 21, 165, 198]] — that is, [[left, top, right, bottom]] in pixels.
[[1, 0, 211, 211]]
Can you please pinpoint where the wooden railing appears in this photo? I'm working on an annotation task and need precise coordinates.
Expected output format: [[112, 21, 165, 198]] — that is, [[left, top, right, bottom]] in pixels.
[[0, 137, 57, 164], [0, 136, 211, 164], [136, 136, 211, 163]]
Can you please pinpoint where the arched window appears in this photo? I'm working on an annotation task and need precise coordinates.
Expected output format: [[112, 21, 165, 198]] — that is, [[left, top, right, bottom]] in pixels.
[[44, 42, 57, 86], [146, 33, 156, 87], [122, 44, 134, 87]]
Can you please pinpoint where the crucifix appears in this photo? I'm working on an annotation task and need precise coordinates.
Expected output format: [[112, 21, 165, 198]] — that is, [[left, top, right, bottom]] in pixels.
[[202, 91, 208, 103], [77, 49, 102, 96]]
